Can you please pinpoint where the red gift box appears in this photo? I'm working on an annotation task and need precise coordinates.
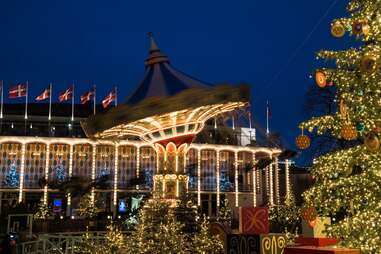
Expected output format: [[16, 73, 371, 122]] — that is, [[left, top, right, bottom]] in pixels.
[[239, 207, 269, 234], [284, 246, 360, 254], [295, 237, 338, 247]]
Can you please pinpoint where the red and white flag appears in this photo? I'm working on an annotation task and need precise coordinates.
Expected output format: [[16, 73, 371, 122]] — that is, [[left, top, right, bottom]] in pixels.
[[80, 90, 94, 104], [9, 83, 27, 98], [102, 90, 116, 108], [36, 87, 50, 101], [59, 86, 73, 102]]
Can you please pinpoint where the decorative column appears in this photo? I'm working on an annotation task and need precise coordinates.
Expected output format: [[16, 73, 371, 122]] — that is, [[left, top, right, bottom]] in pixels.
[[197, 149, 201, 206], [234, 151, 239, 207], [43, 144, 50, 205], [113, 144, 119, 216], [216, 150, 220, 208], [91, 144, 96, 205], [153, 142, 188, 203], [252, 152, 256, 207], [265, 164, 269, 203], [18, 143, 26, 203], [67, 144, 73, 216]]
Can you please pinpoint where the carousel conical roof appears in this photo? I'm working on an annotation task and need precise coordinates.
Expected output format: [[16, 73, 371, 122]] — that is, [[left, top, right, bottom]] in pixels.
[[126, 33, 210, 105]]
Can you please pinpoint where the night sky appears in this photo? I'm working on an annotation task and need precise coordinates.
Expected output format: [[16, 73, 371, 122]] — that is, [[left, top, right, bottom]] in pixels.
[[0, 0, 353, 153]]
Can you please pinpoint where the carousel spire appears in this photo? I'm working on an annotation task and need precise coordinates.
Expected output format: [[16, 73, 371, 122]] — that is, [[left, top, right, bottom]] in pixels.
[[145, 32, 169, 66], [148, 32, 160, 52]]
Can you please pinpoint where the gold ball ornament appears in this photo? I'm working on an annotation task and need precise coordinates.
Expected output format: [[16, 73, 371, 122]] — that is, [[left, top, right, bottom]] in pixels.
[[360, 54, 378, 73], [295, 134, 311, 149], [361, 24, 370, 36], [315, 71, 327, 88], [364, 133, 380, 152], [340, 124, 358, 140], [331, 21, 345, 38]]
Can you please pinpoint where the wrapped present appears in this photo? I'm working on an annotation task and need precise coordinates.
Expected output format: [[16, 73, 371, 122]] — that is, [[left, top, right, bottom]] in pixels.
[[295, 237, 338, 247], [239, 207, 269, 234], [302, 217, 331, 238], [260, 234, 287, 254], [284, 246, 360, 254], [227, 233, 286, 254]]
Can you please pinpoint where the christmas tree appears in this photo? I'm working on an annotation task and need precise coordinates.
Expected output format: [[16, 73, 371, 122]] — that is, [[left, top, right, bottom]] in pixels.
[[192, 216, 224, 254], [54, 158, 66, 183], [4, 161, 19, 187], [77, 193, 99, 219], [34, 199, 51, 220], [298, 1, 381, 252]]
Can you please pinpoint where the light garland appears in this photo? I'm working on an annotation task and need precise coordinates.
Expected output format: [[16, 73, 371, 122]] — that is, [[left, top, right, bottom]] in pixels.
[[252, 152, 257, 206], [18, 143, 26, 203], [43, 145, 50, 205], [216, 150, 220, 207], [234, 151, 238, 207]]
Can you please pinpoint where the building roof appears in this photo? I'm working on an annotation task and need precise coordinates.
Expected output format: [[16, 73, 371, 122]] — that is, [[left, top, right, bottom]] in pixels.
[[126, 33, 210, 105]]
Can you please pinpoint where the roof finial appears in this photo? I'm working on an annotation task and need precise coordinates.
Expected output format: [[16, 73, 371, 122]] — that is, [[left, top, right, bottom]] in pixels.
[[145, 32, 169, 66], [148, 32, 160, 52]]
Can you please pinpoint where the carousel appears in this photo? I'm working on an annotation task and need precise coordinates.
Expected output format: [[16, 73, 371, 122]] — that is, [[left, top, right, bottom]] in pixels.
[[82, 33, 250, 203]]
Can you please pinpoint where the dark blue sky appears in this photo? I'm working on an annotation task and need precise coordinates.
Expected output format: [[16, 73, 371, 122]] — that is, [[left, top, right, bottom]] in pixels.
[[0, 0, 352, 150]]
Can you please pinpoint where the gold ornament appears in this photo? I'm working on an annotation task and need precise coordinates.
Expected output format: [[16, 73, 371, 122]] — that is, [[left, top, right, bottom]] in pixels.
[[361, 24, 370, 36], [331, 21, 345, 38], [360, 54, 378, 73], [339, 100, 348, 119], [340, 124, 357, 140], [364, 133, 380, 152], [296, 134, 311, 149], [315, 71, 327, 88]]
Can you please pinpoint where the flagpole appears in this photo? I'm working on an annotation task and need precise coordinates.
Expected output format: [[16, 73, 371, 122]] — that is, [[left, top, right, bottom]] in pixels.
[[93, 85, 96, 115], [25, 81, 28, 120], [115, 86, 118, 106], [266, 100, 269, 135], [48, 83, 52, 121], [71, 83, 74, 122]]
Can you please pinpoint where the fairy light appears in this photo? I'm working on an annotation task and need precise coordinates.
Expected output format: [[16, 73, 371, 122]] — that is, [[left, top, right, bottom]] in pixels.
[[18, 143, 26, 203], [136, 146, 140, 190], [269, 156, 274, 206], [43, 144, 50, 205], [252, 152, 256, 206], [197, 149, 201, 206], [113, 145, 119, 206], [274, 156, 280, 205], [285, 159, 290, 200], [234, 151, 238, 207], [67, 144, 74, 215], [91, 144, 96, 204], [216, 150, 220, 207]]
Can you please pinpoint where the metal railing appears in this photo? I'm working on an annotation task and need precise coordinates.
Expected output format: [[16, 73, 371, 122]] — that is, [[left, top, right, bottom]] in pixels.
[[19, 231, 110, 254]]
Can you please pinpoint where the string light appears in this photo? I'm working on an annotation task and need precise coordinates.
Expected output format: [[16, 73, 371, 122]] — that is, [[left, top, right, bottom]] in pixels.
[[18, 143, 26, 203]]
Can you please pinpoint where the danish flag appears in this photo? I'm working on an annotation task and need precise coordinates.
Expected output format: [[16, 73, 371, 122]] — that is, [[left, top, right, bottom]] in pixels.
[[80, 90, 94, 104], [58, 86, 73, 102], [36, 87, 50, 101], [102, 90, 116, 108], [9, 83, 27, 98]]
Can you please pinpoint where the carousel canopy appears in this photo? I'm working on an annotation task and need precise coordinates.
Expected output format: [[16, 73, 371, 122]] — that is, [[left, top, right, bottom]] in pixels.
[[126, 33, 210, 105], [81, 34, 250, 142]]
